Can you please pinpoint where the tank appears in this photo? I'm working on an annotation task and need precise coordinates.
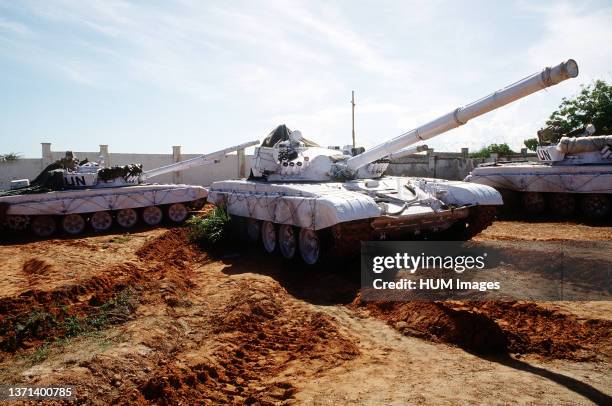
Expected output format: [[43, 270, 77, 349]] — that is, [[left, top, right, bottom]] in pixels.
[[207, 59, 579, 264], [465, 124, 611, 219], [0, 141, 258, 237]]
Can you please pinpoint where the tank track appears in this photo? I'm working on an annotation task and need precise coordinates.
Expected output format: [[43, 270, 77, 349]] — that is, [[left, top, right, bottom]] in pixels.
[[448, 205, 497, 240], [330, 220, 376, 257], [327, 205, 498, 257], [498, 190, 611, 220], [0, 199, 205, 239]]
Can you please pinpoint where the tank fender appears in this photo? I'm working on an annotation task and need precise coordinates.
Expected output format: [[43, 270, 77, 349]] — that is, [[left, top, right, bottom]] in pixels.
[[207, 190, 381, 230], [436, 181, 503, 206]]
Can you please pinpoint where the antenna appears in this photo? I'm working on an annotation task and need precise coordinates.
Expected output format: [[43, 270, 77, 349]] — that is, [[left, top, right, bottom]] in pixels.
[[351, 90, 356, 148]]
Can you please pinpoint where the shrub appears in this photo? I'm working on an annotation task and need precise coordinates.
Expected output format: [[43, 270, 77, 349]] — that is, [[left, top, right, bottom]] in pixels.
[[469, 143, 515, 158], [1, 153, 21, 162], [187, 207, 231, 245]]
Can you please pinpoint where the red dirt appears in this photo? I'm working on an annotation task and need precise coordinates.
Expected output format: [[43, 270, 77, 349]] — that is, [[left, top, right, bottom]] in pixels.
[[0, 221, 610, 404], [22, 258, 54, 276], [0, 228, 360, 404], [0, 229, 200, 352], [131, 281, 359, 405], [355, 297, 611, 361]]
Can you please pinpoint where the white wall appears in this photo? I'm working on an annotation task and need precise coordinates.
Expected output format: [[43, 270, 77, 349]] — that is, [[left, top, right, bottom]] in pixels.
[[0, 158, 45, 190], [0, 143, 253, 190]]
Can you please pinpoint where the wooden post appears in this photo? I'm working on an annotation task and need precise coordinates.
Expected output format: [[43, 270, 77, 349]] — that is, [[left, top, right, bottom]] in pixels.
[[351, 90, 356, 148]]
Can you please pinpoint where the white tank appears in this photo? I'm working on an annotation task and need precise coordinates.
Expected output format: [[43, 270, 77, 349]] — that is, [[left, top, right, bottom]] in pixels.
[[0, 141, 258, 237], [465, 125, 611, 219], [207, 59, 579, 264]]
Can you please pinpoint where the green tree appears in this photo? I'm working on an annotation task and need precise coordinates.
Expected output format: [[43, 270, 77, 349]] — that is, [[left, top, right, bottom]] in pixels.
[[544, 80, 612, 138], [523, 138, 538, 152], [469, 143, 515, 158]]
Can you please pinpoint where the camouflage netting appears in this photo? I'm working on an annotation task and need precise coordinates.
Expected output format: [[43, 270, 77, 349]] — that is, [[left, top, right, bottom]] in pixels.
[[261, 124, 320, 148], [98, 164, 142, 181], [557, 135, 612, 153], [0, 165, 66, 197]]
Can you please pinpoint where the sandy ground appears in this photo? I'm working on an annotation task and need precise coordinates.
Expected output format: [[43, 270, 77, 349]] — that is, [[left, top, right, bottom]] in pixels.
[[0, 220, 610, 405]]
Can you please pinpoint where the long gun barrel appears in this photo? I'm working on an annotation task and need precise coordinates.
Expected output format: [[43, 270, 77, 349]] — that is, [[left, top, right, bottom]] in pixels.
[[387, 144, 429, 160], [140, 140, 259, 181], [346, 59, 578, 171]]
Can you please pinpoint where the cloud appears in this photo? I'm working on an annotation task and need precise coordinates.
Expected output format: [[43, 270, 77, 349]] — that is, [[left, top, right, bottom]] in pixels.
[[0, 17, 31, 36], [0, 0, 610, 156]]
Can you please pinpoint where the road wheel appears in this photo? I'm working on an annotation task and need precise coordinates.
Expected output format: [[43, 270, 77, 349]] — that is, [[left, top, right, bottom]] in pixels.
[[278, 224, 297, 259], [246, 218, 261, 243], [31, 216, 56, 237], [261, 221, 277, 253], [581, 194, 610, 219], [522, 192, 545, 213], [6, 215, 29, 232], [62, 214, 86, 235], [549, 193, 575, 217], [167, 203, 188, 223], [90, 211, 113, 232], [116, 208, 138, 228], [142, 206, 163, 226], [299, 228, 322, 265]]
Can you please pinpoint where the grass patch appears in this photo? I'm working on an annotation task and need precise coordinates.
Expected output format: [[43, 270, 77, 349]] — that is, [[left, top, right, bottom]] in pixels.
[[0, 288, 138, 353], [187, 207, 231, 245], [30, 341, 51, 364], [25, 331, 119, 367]]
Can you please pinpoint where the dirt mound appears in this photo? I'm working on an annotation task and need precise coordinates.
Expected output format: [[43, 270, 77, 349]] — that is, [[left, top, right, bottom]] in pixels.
[[355, 298, 611, 360], [455, 301, 612, 360], [0, 229, 202, 352], [355, 299, 508, 354], [134, 281, 359, 405], [136, 228, 200, 265], [0, 262, 145, 351]]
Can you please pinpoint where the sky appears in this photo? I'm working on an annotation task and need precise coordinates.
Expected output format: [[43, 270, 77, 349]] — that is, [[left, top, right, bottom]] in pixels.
[[1, 0, 611, 158]]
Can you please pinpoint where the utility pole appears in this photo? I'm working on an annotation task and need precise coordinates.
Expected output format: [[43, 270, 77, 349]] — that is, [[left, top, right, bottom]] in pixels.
[[351, 90, 356, 148]]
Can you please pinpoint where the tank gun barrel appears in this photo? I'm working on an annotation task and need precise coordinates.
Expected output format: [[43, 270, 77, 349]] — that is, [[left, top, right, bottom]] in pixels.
[[387, 144, 429, 160], [346, 59, 578, 171], [140, 140, 259, 181]]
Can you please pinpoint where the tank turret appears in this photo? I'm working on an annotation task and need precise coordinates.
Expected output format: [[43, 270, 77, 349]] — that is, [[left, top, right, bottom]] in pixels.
[[250, 59, 578, 182], [535, 125, 612, 165]]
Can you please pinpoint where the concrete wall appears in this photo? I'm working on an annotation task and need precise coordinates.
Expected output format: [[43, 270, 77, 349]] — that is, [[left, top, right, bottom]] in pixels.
[[0, 158, 47, 190], [0, 143, 252, 190], [1, 143, 539, 190], [387, 148, 539, 180]]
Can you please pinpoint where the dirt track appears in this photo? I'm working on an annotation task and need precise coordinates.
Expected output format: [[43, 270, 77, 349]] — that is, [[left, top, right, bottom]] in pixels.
[[0, 221, 610, 404]]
